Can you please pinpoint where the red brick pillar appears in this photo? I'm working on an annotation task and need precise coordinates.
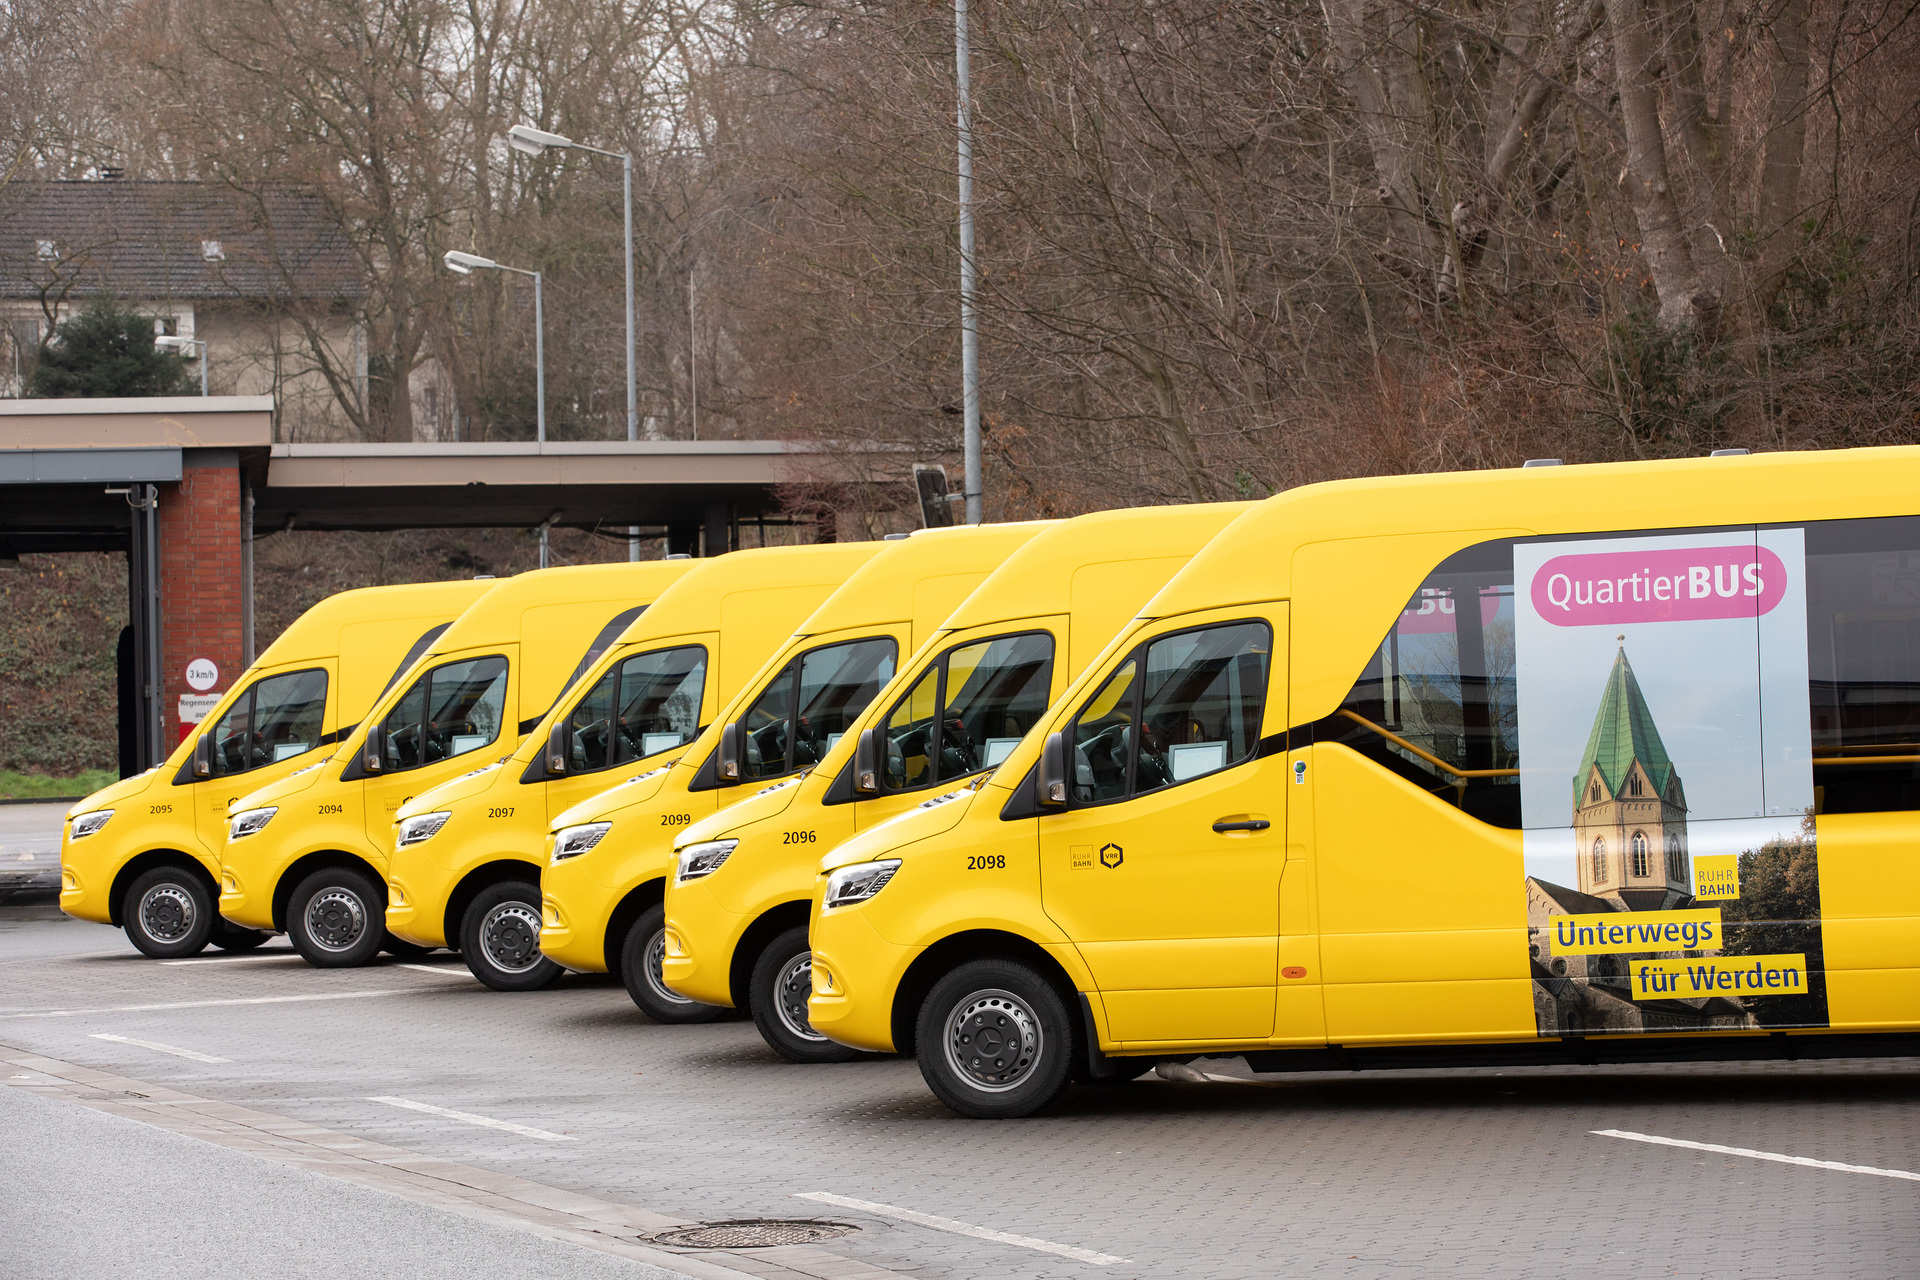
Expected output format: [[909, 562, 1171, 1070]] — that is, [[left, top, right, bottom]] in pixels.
[[158, 462, 245, 745]]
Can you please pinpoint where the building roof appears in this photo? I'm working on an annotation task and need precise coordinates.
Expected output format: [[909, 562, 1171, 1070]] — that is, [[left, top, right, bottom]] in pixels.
[[0, 181, 364, 303], [1574, 646, 1685, 810]]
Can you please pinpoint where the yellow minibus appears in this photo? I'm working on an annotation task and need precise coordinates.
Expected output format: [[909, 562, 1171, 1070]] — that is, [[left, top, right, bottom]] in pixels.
[[664, 503, 1250, 1060], [58, 579, 491, 958], [539, 522, 1049, 1020], [807, 449, 1920, 1117], [218, 559, 695, 967], [383, 543, 882, 990]]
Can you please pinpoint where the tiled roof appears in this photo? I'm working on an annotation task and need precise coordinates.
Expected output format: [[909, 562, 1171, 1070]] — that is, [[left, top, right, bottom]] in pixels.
[[0, 181, 365, 302], [1573, 646, 1686, 809]]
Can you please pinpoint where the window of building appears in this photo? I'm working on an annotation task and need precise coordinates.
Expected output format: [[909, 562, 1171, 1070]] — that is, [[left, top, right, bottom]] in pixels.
[[1322, 539, 1520, 827], [36, 240, 57, 261], [1591, 837, 1608, 884], [1666, 833, 1686, 882], [202, 240, 225, 262], [1630, 830, 1650, 878]]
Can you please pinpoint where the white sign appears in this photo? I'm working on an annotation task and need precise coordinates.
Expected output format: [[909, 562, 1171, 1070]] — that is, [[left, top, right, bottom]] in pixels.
[[178, 694, 221, 725], [185, 658, 219, 692]]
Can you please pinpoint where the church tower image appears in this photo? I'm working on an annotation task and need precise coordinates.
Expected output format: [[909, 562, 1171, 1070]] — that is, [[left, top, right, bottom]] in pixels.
[[1572, 643, 1692, 910]]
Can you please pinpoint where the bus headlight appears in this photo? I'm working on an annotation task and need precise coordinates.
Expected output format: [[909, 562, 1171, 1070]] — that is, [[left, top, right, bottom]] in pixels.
[[69, 810, 114, 840], [551, 821, 612, 864], [396, 811, 452, 848], [228, 807, 278, 841], [824, 859, 901, 909], [675, 839, 737, 882]]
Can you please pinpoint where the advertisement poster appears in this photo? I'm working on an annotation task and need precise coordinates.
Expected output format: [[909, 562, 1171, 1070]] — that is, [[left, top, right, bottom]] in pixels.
[[1514, 529, 1827, 1035]]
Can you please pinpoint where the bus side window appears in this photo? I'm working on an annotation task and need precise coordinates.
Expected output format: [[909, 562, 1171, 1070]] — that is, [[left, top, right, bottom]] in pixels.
[[1316, 538, 1521, 828], [1805, 516, 1920, 813]]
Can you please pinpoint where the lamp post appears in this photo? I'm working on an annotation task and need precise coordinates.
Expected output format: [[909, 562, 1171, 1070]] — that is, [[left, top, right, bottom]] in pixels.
[[443, 250, 544, 445], [509, 124, 642, 561], [446, 249, 551, 566], [154, 334, 207, 396], [955, 0, 982, 525]]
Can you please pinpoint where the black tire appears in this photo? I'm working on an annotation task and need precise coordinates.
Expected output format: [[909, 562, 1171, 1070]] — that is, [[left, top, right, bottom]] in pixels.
[[287, 866, 386, 968], [381, 937, 437, 959], [620, 903, 725, 1024], [210, 919, 273, 952], [459, 881, 562, 991], [749, 925, 858, 1063], [122, 866, 215, 959], [915, 958, 1075, 1119]]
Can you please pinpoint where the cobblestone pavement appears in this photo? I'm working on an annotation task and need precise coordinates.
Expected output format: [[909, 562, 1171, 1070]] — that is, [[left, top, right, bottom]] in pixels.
[[3, 911, 1916, 1279]]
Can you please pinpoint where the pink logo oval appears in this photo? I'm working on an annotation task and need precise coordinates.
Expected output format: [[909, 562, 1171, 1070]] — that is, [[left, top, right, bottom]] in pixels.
[[1530, 545, 1787, 627]]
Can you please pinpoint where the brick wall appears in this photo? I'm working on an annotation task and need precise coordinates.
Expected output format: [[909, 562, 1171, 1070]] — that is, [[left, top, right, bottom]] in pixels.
[[157, 465, 244, 744]]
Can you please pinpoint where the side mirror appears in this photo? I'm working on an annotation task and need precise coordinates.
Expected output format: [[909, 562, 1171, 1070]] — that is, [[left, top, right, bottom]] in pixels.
[[546, 721, 569, 776], [854, 726, 881, 794], [362, 724, 387, 774], [1039, 731, 1069, 807], [718, 722, 742, 782], [193, 735, 212, 778]]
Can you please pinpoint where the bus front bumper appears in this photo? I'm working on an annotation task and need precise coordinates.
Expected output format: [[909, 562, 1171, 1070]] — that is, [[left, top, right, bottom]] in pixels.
[[805, 906, 921, 1054], [538, 853, 610, 974], [660, 878, 748, 1007]]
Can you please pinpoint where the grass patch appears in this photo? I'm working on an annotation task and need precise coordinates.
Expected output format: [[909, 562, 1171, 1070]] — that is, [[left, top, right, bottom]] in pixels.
[[0, 769, 119, 802]]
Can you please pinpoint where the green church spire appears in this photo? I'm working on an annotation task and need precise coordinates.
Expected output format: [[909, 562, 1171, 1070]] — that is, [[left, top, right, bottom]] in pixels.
[[1572, 645, 1685, 812]]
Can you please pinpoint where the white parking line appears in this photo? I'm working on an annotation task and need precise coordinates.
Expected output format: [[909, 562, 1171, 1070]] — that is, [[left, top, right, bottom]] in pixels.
[[88, 1032, 229, 1064], [368, 1095, 576, 1142], [2, 990, 411, 1019], [397, 964, 473, 977], [160, 953, 297, 965], [1592, 1129, 1920, 1182], [795, 1191, 1128, 1265]]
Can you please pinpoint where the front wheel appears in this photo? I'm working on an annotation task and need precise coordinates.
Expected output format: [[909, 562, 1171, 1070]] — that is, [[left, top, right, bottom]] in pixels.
[[915, 958, 1074, 1119], [123, 867, 215, 959], [287, 867, 385, 968], [620, 904, 725, 1023], [460, 882, 562, 992], [749, 925, 858, 1063]]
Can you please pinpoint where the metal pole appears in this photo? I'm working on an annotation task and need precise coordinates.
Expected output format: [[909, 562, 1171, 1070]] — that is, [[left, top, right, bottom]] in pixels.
[[689, 273, 697, 441], [625, 153, 640, 561], [242, 473, 255, 664], [197, 340, 207, 396], [956, 0, 982, 525], [533, 269, 546, 445]]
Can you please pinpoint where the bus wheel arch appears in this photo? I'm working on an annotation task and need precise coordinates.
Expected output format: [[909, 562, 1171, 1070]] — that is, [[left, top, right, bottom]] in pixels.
[[891, 930, 1077, 1062], [603, 879, 667, 981], [444, 859, 547, 952], [730, 900, 811, 1013], [108, 849, 213, 929], [272, 850, 383, 933]]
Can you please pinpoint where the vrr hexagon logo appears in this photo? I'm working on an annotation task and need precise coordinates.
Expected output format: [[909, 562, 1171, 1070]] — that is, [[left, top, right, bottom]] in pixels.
[[1099, 842, 1124, 869]]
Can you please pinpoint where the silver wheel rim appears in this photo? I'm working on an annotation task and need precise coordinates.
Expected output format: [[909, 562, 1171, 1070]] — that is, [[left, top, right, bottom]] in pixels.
[[773, 949, 828, 1043], [642, 927, 694, 1006], [943, 988, 1043, 1093], [138, 883, 197, 943], [304, 887, 369, 953], [479, 900, 544, 975]]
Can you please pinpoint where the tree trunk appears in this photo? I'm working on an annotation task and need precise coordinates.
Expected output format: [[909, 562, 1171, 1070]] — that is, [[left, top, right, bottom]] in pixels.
[[1603, 0, 1704, 331]]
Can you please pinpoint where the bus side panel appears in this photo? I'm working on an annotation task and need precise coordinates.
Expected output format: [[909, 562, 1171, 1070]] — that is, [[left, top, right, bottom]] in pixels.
[[1810, 811, 1920, 1031], [1314, 744, 1536, 1044]]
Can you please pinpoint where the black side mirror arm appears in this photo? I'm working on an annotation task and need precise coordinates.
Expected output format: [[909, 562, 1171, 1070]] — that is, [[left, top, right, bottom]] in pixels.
[[1039, 731, 1069, 807], [854, 726, 881, 794]]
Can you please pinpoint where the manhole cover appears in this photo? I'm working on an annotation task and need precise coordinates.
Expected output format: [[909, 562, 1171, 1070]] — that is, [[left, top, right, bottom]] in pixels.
[[649, 1219, 859, 1249]]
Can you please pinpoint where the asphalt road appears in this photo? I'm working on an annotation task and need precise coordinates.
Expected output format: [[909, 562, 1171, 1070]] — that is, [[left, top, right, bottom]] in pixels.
[[2, 909, 1916, 1279]]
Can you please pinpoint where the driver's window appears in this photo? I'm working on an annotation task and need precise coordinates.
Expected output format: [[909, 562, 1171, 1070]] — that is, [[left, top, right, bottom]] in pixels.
[[1067, 622, 1270, 806], [883, 668, 941, 789], [207, 690, 255, 777], [206, 668, 329, 778], [881, 632, 1054, 794], [1134, 624, 1269, 796], [381, 656, 507, 774], [568, 667, 618, 772], [1071, 659, 1137, 803], [612, 645, 706, 763], [740, 666, 797, 780], [742, 638, 897, 781]]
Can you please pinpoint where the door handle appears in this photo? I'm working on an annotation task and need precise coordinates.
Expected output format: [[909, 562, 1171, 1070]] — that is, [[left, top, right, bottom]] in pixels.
[[1211, 819, 1270, 833]]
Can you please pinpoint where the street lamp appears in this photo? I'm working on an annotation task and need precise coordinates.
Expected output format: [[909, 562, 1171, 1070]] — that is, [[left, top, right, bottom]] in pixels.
[[154, 334, 207, 396], [509, 123, 643, 562], [443, 250, 545, 446]]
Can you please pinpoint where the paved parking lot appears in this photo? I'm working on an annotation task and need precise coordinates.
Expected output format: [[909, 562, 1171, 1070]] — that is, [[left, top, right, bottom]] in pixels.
[[2, 907, 1916, 1279]]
